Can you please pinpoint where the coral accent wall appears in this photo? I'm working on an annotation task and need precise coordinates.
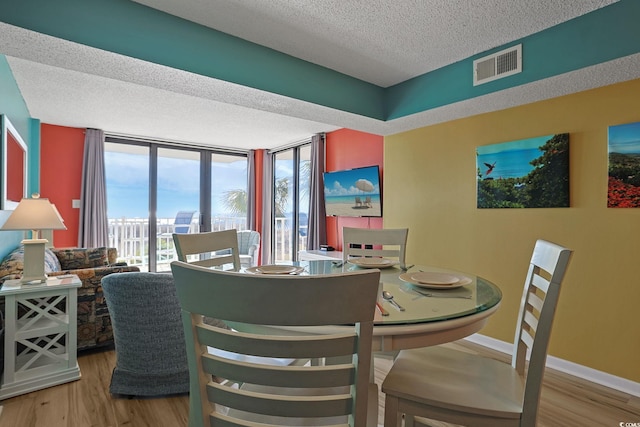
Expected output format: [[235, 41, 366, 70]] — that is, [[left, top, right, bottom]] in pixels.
[[40, 124, 85, 248], [325, 128, 384, 250]]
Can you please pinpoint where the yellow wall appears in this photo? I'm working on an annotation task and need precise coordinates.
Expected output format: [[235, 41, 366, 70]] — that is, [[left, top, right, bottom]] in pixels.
[[384, 78, 640, 382]]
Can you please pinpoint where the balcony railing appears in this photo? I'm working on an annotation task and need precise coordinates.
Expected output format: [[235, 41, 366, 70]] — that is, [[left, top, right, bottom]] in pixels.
[[108, 216, 306, 271]]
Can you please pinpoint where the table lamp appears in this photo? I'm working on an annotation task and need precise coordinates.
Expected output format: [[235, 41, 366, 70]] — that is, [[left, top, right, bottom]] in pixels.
[[0, 194, 67, 283]]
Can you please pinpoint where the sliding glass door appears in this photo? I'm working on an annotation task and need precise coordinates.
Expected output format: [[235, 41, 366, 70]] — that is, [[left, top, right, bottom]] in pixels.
[[155, 147, 201, 271], [272, 144, 311, 262], [211, 153, 249, 232], [105, 138, 247, 271], [104, 143, 150, 268]]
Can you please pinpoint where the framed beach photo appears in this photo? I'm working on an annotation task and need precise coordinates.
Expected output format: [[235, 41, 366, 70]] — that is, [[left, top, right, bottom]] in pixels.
[[608, 121, 640, 208], [323, 165, 382, 217], [476, 133, 570, 208]]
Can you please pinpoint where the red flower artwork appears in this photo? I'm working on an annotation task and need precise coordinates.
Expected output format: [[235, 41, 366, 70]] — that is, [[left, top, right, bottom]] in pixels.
[[607, 177, 640, 208]]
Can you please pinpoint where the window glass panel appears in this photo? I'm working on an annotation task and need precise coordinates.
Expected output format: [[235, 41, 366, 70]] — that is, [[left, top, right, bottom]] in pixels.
[[274, 150, 294, 262], [156, 148, 200, 271], [212, 153, 248, 231], [106, 140, 248, 271], [105, 143, 150, 270]]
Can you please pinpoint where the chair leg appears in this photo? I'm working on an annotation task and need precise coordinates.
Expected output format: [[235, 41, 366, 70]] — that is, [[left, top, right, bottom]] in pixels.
[[384, 394, 402, 427]]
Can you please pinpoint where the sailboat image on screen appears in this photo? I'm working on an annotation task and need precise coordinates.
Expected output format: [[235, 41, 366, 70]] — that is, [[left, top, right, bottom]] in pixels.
[[323, 165, 382, 217]]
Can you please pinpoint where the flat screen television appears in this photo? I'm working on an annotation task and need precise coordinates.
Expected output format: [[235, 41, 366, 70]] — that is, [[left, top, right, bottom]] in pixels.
[[323, 165, 382, 217]]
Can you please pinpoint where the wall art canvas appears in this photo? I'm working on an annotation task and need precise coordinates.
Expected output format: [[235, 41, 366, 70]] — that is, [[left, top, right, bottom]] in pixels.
[[608, 121, 640, 208], [477, 133, 570, 208]]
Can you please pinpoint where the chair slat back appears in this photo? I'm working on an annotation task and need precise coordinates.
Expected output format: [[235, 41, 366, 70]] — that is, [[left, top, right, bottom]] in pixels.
[[171, 261, 380, 427], [172, 229, 241, 271], [342, 227, 408, 268], [512, 239, 572, 425]]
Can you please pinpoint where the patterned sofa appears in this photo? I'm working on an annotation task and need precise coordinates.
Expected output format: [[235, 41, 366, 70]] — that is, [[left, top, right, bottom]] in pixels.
[[0, 246, 140, 351]]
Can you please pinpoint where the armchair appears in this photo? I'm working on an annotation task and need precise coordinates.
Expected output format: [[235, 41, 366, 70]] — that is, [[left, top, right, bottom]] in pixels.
[[237, 230, 260, 267]]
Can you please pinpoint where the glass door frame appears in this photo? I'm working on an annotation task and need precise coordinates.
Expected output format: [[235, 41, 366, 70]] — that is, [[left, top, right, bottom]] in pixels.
[[105, 136, 247, 271], [270, 142, 310, 262]]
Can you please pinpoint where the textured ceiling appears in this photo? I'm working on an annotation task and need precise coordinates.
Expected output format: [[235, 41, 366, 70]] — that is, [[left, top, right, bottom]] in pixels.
[[133, 0, 617, 87], [2, 0, 634, 150]]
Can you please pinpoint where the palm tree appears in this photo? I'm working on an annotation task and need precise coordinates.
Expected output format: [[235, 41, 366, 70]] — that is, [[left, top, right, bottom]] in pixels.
[[221, 158, 311, 217], [220, 188, 248, 215], [221, 177, 291, 216], [273, 176, 290, 217]]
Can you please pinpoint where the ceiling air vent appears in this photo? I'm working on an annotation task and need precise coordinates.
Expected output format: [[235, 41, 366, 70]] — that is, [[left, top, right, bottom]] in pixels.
[[473, 44, 522, 86]]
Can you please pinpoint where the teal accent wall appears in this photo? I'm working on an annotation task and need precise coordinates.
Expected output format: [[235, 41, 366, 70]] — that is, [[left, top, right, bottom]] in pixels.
[[0, 0, 637, 122], [0, 55, 33, 259], [28, 117, 41, 197], [0, 0, 385, 120], [385, 0, 640, 119], [0, 56, 30, 137]]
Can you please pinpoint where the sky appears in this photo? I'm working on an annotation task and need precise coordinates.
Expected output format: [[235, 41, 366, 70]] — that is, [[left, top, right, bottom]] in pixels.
[[105, 151, 248, 219], [608, 121, 640, 154], [476, 135, 552, 179], [104, 150, 305, 219], [323, 166, 381, 197]]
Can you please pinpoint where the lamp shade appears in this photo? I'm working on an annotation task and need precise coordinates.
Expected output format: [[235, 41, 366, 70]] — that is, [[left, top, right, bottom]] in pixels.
[[0, 197, 67, 231]]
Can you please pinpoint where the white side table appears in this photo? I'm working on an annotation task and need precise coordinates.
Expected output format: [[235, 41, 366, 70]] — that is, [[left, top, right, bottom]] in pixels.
[[0, 275, 82, 400]]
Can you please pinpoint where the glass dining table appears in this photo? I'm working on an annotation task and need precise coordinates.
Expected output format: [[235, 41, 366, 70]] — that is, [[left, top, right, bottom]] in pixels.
[[232, 259, 502, 427], [243, 259, 502, 352]]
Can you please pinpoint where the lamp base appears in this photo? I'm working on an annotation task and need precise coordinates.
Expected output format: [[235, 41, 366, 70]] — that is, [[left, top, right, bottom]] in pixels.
[[20, 239, 48, 284]]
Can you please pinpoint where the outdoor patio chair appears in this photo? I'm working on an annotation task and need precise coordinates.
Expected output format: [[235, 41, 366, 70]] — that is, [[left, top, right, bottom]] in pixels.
[[173, 210, 196, 234]]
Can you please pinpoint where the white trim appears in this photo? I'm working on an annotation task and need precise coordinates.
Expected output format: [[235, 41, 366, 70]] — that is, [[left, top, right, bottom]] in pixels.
[[464, 334, 640, 398]]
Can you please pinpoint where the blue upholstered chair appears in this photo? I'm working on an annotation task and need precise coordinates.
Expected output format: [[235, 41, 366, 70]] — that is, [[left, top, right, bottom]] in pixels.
[[101, 272, 189, 397], [237, 230, 260, 267]]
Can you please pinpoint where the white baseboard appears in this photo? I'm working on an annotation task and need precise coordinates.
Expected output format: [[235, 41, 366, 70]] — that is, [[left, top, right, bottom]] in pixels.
[[464, 334, 640, 398]]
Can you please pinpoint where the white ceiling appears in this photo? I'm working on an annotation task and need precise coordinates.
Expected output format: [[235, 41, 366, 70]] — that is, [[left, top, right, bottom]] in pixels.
[[2, 0, 634, 150]]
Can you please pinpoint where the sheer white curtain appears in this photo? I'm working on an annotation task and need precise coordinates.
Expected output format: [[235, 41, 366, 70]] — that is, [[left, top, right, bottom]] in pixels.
[[78, 129, 109, 247], [260, 152, 274, 264], [307, 133, 326, 249]]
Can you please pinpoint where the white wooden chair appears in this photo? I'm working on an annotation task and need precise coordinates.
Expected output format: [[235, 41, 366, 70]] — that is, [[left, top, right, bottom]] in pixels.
[[342, 227, 409, 269], [170, 260, 380, 427], [381, 239, 573, 427], [172, 229, 241, 271]]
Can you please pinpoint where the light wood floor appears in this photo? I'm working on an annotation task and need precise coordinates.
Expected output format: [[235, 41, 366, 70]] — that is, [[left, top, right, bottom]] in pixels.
[[1, 341, 638, 427]]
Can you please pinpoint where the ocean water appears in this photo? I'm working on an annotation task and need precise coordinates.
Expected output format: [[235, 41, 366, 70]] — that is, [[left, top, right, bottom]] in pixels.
[[477, 147, 543, 179], [325, 194, 381, 205]]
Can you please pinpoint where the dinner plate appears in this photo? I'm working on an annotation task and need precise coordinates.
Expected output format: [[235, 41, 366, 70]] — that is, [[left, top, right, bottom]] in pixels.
[[410, 272, 459, 285], [347, 258, 398, 269], [399, 272, 472, 289], [246, 265, 305, 275]]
